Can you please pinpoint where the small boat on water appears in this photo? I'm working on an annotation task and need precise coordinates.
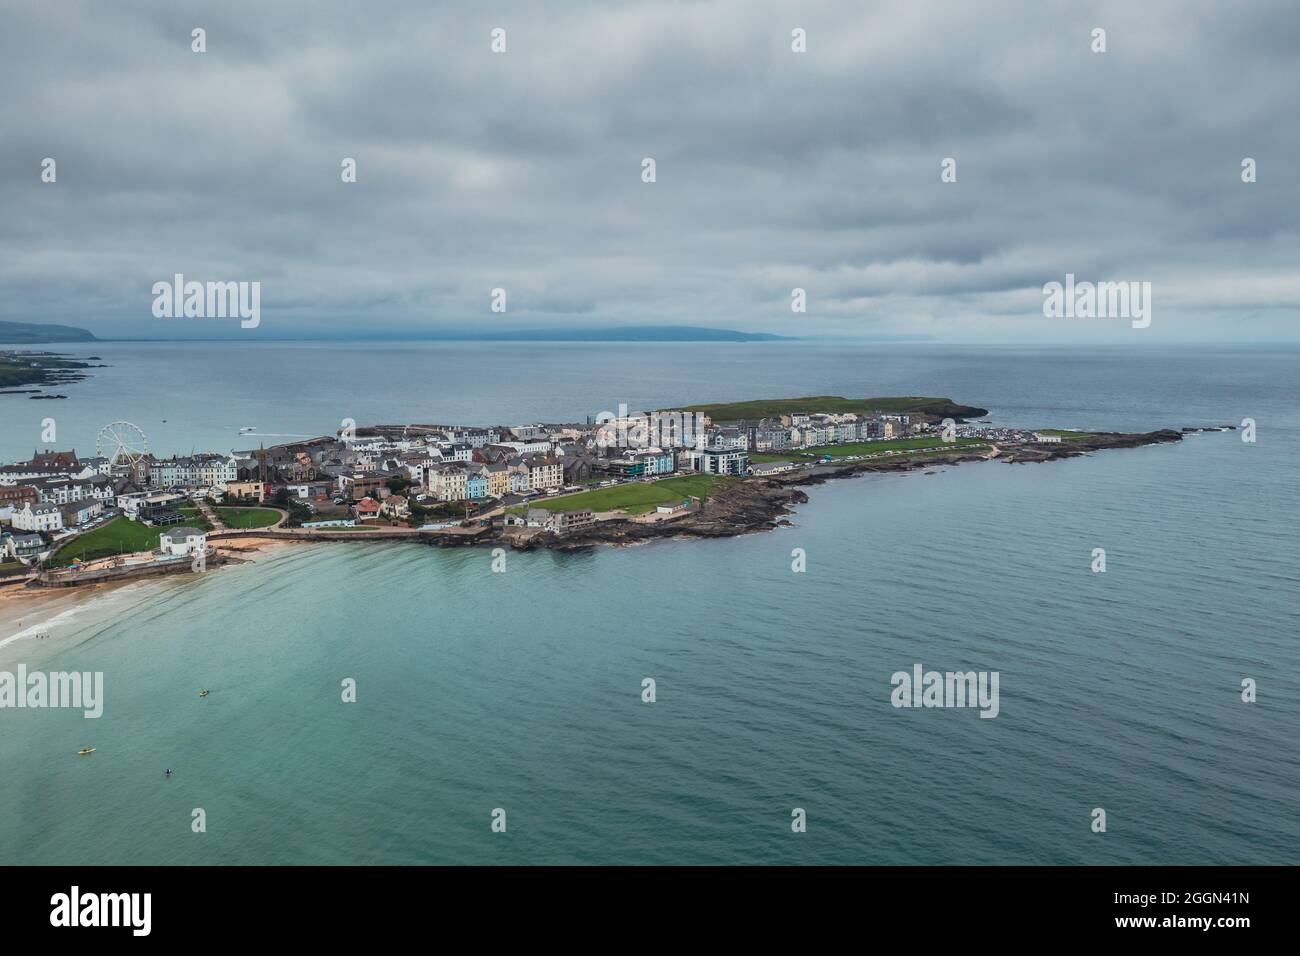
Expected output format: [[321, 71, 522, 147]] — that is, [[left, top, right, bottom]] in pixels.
[[198, 690, 209, 697], [238, 426, 256, 434], [76, 748, 95, 756]]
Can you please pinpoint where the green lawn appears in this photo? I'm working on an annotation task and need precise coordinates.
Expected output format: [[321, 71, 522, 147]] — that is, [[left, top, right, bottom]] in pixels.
[[814, 437, 991, 457], [516, 474, 731, 515], [178, 504, 212, 532], [661, 396, 982, 422], [911, 444, 991, 457], [50, 517, 160, 564], [216, 507, 282, 529], [757, 437, 988, 460], [1034, 429, 1096, 440]]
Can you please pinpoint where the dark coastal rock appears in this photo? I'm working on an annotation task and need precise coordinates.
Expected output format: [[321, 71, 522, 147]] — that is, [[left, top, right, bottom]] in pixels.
[[510, 481, 811, 551], [995, 429, 1183, 463], [910, 400, 989, 423], [0, 350, 95, 390]]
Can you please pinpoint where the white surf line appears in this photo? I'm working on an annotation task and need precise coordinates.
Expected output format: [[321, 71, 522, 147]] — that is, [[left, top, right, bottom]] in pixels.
[[0, 605, 86, 651], [0, 578, 162, 652]]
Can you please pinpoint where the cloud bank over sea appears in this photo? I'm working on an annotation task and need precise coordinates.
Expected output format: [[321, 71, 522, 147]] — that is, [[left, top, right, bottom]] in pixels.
[[2, 0, 1297, 342]]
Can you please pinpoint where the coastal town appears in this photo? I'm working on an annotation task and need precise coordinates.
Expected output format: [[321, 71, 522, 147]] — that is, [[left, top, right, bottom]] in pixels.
[[0, 396, 1167, 589]]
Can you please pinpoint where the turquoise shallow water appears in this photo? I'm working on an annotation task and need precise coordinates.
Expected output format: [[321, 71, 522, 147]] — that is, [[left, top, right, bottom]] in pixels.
[[1, 344, 1297, 864]]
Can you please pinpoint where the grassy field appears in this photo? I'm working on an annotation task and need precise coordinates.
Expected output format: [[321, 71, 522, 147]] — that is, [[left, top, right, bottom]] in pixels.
[[910, 444, 991, 457], [804, 437, 989, 458], [178, 504, 212, 532], [1034, 429, 1097, 440], [753, 437, 988, 461], [517, 474, 731, 515], [216, 507, 281, 529], [50, 517, 160, 564], [661, 395, 982, 421]]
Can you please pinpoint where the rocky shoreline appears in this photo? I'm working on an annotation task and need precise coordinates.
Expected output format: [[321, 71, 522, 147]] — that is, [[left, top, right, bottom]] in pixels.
[[508, 429, 1185, 551], [0, 350, 103, 392]]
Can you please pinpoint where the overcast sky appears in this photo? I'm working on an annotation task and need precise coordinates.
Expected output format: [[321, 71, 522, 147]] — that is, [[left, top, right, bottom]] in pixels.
[[2, 0, 1297, 342]]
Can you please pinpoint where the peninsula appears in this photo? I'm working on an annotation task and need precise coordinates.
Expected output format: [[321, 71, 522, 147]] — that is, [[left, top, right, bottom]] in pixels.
[[0, 321, 97, 345], [0, 396, 1196, 591]]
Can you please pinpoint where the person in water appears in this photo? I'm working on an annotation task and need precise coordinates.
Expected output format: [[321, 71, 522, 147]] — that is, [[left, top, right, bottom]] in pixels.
[[164, 769, 173, 777]]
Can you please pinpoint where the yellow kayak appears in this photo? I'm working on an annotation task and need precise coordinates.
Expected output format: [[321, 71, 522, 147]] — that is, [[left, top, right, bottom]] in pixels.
[[76, 748, 95, 756]]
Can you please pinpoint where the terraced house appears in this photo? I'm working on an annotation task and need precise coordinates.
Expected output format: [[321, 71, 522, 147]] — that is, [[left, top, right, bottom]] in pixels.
[[431, 464, 468, 502], [196, 454, 239, 487], [149, 455, 200, 487], [523, 453, 563, 491], [485, 463, 510, 498], [465, 469, 489, 500], [29, 474, 115, 506]]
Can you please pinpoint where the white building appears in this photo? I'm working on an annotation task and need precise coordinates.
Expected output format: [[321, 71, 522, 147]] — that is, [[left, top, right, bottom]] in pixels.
[[74, 457, 113, 477], [507, 464, 531, 494], [437, 443, 473, 463], [706, 428, 749, 451], [159, 527, 207, 557], [29, 475, 115, 506], [196, 455, 239, 487], [493, 439, 553, 456], [12, 502, 64, 533], [431, 465, 468, 502], [686, 448, 749, 476], [0, 464, 61, 484]]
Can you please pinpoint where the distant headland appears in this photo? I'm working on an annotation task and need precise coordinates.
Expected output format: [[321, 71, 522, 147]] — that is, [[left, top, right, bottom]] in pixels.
[[0, 321, 97, 345]]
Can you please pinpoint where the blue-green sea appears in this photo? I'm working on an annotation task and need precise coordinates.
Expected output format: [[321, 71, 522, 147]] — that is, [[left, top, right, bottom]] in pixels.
[[1, 343, 1297, 864]]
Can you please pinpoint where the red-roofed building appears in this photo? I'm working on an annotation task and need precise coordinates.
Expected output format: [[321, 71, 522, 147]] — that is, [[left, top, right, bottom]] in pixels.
[[353, 497, 381, 522]]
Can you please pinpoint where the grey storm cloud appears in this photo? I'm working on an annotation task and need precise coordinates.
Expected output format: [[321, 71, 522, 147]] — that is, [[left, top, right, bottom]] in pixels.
[[1, 0, 1297, 342]]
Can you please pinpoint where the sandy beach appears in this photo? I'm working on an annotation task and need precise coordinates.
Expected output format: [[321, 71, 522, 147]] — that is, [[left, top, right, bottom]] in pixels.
[[0, 536, 304, 655]]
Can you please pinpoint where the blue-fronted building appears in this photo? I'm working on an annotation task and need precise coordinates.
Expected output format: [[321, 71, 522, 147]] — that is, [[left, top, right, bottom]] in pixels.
[[466, 473, 489, 499]]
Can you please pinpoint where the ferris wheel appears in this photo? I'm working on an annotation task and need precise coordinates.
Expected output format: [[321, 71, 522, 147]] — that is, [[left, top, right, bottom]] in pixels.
[[97, 421, 149, 470]]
